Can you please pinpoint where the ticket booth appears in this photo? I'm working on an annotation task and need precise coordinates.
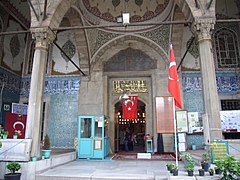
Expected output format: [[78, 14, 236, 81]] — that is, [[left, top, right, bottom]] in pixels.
[[78, 115, 110, 159]]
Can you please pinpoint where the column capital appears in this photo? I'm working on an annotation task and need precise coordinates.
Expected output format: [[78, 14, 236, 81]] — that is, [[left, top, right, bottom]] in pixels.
[[30, 27, 56, 49], [194, 18, 215, 41]]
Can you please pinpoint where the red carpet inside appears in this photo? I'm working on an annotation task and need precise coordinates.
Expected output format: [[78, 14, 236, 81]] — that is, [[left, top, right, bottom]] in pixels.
[[112, 153, 176, 161]]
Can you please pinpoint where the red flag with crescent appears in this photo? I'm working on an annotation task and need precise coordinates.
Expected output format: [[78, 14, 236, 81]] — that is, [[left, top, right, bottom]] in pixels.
[[5, 112, 27, 138], [122, 95, 138, 120], [168, 44, 182, 109]]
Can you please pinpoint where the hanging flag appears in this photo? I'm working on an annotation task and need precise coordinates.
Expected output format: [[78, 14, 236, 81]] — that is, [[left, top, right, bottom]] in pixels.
[[122, 95, 138, 120], [168, 44, 182, 109]]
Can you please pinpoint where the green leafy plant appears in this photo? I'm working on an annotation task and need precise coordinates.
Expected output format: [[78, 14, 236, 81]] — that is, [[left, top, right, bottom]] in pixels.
[[202, 151, 211, 163], [42, 134, 51, 150], [215, 160, 223, 172], [220, 156, 240, 180], [166, 163, 174, 171], [171, 164, 178, 170], [181, 152, 193, 162], [6, 162, 21, 174], [185, 162, 195, 172]]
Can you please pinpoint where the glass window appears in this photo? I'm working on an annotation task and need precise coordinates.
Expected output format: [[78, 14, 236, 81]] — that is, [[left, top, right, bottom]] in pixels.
[[80, 118, 92, 138], [215, 28, 240, 69], [94, 116, 102, 138]]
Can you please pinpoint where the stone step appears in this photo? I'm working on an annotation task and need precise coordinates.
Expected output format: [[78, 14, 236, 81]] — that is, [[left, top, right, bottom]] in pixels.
[[36, 174, 168, 180]]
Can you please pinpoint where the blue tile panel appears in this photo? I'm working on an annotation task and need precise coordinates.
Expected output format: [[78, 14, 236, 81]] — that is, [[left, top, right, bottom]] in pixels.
[[21, 75, 80, 97], [0, 67, 21, 100], [48, 94, 78, 148], [186, 133, 204, 149], [182, 72, 240, 112]]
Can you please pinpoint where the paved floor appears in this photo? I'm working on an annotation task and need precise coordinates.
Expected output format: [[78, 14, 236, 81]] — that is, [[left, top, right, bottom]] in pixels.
[[36, 158, 222, 180]]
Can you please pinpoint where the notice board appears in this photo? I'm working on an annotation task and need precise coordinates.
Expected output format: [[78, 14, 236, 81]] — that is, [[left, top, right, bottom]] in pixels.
[[156, 97, 174, 133], [210, 141, 229, 163]]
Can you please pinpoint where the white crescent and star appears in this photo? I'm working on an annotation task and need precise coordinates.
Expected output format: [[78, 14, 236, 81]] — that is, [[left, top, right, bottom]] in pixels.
[[169, 61, 179, 81], [123, 99, 135, 111], [13, 121, 25, 130]]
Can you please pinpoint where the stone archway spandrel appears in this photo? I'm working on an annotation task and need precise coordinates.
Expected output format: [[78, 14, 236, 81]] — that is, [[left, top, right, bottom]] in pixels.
[[30, 0, 77, 29]]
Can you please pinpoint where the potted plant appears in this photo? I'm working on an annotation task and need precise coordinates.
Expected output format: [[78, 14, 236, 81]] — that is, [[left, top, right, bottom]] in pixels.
[[42, 134, 52, 159], [172, 165, 178, 176], [208, 168, 214, 176], [198, 169, 205, 176], [13, 130, 22, 139], [185, 161, 195, 176], [166, 163, 174, 171], [3, 131, 9, 139], [221, 156, 239, 179], [201, 151, 210, 171], [215, 160, 223, 174], [4, 162, 21, 180]]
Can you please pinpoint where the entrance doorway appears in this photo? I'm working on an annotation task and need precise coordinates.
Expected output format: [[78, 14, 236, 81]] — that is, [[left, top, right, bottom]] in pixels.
[[114, 100, 146, 153]]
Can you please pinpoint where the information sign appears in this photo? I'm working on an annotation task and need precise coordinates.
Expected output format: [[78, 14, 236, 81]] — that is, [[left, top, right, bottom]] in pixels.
[[210, 142, 229, 163]]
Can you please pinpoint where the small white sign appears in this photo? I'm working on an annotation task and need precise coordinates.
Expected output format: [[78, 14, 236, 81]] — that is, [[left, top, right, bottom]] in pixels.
[[137, 153, 151, 159]]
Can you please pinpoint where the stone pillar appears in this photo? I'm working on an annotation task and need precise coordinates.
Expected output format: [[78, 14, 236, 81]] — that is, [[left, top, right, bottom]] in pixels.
[[25, 27, 56, 157], [194, 18, 222, 142]]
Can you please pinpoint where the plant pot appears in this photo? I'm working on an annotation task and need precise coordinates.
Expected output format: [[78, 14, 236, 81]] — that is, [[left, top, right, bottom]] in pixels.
[[215, 169, 221, 174], [199, 169, 205, 176], [31, 156, 37, 161], [172, 169, 178, 176], [4, 173, 21, 180], [209, 171, 214, 176], [201, 162, 209, 172], [13, 135, 18, 139], [42, 149, 52, 159], [191, 144, 196, 150], [3, 134, 8, 139], [187, 170, 194, 176]]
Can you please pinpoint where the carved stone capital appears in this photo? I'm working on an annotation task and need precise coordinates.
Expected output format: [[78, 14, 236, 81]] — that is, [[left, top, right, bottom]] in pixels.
[[194, 18, 215, 41], [31, 27, 56, 50]]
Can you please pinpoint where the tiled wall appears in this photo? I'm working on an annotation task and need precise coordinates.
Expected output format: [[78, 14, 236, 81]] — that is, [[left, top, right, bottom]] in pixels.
[[0, 67, 21, 124], [182, 72, 240, 112], [182, 72, 239, 148], [48, 94, 78, 148], [21, 75, 80, 148]]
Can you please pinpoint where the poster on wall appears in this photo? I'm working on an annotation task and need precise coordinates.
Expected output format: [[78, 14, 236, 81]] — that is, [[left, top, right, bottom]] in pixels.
[[220, 110, 240, 132], [176, 111, 188, 132], [187, 112, 203, 133]]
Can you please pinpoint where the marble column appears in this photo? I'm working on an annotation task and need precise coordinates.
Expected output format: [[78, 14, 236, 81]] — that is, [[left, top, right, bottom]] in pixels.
[[195, 18, 222, 142], [25, 27, 56, 157]]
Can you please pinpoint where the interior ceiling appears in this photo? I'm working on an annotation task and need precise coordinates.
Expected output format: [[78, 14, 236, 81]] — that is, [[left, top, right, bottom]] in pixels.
[[82, 0, 170, 23]]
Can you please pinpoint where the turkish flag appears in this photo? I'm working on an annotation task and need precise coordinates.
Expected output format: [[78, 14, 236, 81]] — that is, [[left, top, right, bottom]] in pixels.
[[5, 112, 27, 138], [168, 44, 183, 109], [122, 95, 138, 120]]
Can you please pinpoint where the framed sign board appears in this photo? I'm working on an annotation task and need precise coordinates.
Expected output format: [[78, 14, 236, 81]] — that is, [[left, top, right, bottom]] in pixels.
[[176, 110, 188, 132], [156, 97, 174, 134]]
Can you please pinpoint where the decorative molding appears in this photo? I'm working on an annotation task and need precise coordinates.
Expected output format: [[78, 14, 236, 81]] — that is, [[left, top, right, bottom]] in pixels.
[[139, 25, 170, 53], [31, 27, 56, 50], [20, 75, 80, 97], [187, 37, 199, 59], [194, 18, 215, 41], [91, 29, 120, 56]]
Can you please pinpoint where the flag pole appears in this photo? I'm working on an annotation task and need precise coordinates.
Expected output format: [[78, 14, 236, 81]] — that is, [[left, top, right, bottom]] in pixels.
[[173, 98, 178, 167]]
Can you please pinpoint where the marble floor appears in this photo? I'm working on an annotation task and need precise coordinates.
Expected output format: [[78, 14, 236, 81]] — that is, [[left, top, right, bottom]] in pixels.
[[35, 158, 222, 180]]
